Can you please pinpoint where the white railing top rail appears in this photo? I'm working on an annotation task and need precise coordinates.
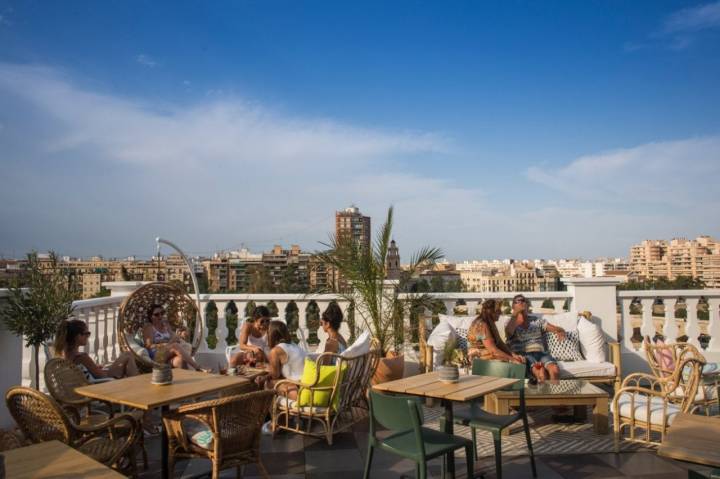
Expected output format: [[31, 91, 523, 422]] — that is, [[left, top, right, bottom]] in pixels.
[[196, 293, 345, 302], [617, 289, 720, 299], [398, 291, 572, 300]]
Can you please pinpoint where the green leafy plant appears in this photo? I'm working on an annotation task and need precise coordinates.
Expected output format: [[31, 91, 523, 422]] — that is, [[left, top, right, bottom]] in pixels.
[[441, 338, 467, 367], [316, 206, 443, 355], [0, 252, 75, 388]]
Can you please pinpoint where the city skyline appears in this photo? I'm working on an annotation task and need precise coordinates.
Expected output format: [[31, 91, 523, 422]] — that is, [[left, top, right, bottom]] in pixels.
[[1, 2, 719, 259]]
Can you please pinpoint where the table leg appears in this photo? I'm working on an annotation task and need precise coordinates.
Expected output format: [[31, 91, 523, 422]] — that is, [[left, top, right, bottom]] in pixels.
[[495, 398, 511, 436], [161, 404, 169, 479], [441, 399, 456, 479], [574, 404, 588, 421], [593, 397, 609, 434]]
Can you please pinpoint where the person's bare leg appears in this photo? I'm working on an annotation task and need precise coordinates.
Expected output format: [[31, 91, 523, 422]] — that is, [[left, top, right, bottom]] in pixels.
[[170, 344, 202, 370], [229, 351, 244, 368], [106, 351, 137, 378], [547, 363, 560, 380]]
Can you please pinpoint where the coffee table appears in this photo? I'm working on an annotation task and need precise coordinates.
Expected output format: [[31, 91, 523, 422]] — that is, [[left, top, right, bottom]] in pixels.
[[485, 379, 609, 434]]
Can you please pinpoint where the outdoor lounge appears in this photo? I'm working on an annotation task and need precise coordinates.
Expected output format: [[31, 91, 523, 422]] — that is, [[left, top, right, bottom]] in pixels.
[[1, 280, 720, 478]]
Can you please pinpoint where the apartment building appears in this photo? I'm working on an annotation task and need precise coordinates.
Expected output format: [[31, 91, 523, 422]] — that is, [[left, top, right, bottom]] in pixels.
[[630, 236, 720, 287]]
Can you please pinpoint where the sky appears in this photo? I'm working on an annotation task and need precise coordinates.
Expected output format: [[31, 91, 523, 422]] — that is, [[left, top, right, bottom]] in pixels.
[[1, 1, 719, 261]]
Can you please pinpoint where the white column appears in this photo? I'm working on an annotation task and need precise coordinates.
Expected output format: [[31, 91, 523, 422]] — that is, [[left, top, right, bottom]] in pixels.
[[196, 301, 209, 353], [562, 277, 622, 341], [685, 298, 701, 348], [640, 298, 655, 349], [466, 301, 478, 317], [215, 301, 229, 351], [552, 298, 566, 313], [662, 298, 679, 343], [620, 298, 634, 350], [707, 298, 720, 352], [443, 300, 455, 316], [274, 302, 288, 323], [296, 302, 309, 349], [338, 301, 353, 341]]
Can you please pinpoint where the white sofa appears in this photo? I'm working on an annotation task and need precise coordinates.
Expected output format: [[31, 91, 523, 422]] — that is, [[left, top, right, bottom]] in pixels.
[[424, 311, 622, 389]]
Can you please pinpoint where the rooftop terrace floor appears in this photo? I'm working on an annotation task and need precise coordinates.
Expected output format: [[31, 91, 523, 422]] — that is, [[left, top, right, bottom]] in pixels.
[[138, 414, 716, 479]]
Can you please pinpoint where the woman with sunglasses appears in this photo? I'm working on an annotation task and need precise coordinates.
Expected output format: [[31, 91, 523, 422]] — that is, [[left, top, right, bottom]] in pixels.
[[228, 305, 271, 368], [142, 304, 205, 370], [55, 319, 139, 379]]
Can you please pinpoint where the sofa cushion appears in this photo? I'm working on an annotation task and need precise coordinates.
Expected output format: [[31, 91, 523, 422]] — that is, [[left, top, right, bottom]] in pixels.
[[544, 311, 579, 331], [342, 330, 371, 358], [547, 330, 584, 361], [557, 360, 616, 378], [437, 314, 474, 331], [611, 394, 681, 426], [183, 419, 213, 450], [577, 315, 606, 363], [427, 320, 456, 367]]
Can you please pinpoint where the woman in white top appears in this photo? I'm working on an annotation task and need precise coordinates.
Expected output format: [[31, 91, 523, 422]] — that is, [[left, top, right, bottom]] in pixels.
[[142, 304, 204, 370], [229, 306, 271, 367], [266, 320, 306, 399]]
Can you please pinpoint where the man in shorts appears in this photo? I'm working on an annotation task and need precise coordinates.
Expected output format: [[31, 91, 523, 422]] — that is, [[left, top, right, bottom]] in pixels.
[[505, 294, 567, 382]]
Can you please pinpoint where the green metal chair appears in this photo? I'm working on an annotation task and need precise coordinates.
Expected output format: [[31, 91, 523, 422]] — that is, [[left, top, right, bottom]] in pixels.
[[364, 390, 474, 479], [441, 359, 536, 479], [689, 469, 720, 479]]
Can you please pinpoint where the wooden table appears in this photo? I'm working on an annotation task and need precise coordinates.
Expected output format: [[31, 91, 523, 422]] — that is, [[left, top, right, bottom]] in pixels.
[[76, 369, 251, 479], [485, 379, 609, 434], [373, 371, 519, 479], [2, 440, 125, 478], [658, 412, 720, 467]]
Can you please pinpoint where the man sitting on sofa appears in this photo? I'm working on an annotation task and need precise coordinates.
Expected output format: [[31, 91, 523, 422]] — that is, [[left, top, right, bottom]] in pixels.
[[505, 294, 567, 382]]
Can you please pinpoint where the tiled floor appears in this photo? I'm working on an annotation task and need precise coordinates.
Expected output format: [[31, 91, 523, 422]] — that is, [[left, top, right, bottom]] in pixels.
[[138, 417, 717, 479]]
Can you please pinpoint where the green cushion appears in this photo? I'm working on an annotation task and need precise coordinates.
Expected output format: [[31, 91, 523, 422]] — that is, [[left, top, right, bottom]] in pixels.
[[298, 358, 346, 410]]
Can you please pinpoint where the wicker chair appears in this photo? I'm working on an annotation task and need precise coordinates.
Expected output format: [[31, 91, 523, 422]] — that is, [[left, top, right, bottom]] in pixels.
[[44, 357, 148, 469], [0, 429, 25, 451], [271, 342, 380, 445], [162, 387, 274, 479], [6, 386, 141, 475], [612, 356, 705, 450], [644, 338, 719, 414], [117, 281, 203, 372]]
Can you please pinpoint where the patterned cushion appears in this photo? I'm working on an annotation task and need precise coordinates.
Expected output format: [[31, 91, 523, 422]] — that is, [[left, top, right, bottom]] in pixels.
[[546, 330, 584, 361], [455, 328, 469, 352], [183, 419, 213, 450]]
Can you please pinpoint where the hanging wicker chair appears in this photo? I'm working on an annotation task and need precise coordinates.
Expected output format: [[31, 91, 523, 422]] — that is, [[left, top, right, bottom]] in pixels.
[[117, 282, 203, 371]]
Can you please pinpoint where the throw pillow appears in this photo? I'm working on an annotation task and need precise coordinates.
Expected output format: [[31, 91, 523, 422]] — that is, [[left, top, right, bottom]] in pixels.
[[576, 315, 606, 363], [298, 358, 346, 410], [341, 330, 371, 358], [653, 339, 675, 373], [455, 328, 469, 352], [427, 320, 456, 368], [546, 330, 584, 361]]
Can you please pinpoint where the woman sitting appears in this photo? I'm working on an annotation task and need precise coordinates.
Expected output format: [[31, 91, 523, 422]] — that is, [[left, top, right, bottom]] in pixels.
[[265, 320, 306, 399], [56, 319, 139, 380], [467, 299, 525, 364], [142, 304, 204, 370], [229, 305, 271, 368], [320, 303, 347, 354]]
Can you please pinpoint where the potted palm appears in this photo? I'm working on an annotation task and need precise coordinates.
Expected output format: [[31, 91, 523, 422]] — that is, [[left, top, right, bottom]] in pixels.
[[316, 206, 443, 383], [438, 338, 468, 383]]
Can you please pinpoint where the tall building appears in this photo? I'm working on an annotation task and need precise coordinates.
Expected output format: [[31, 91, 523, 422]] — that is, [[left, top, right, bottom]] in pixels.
[[386, 239, 401, 280], [335, 206, 371, 249], [629, 236, 720, 288]]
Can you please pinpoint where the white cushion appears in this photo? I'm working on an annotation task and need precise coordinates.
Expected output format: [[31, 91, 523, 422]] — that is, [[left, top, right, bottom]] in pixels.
[[577, 315, 606, 363], [437, 314, 474, 331], [544, 311, 579, 331], [275, 397, 329, 414], [611, 394, 681, 426], [427, 320, 456, 368], [341, 330, 371, 358], [558, 360, 616, 378], [125, 333, 150, 359], [183, 419, 213, 450]]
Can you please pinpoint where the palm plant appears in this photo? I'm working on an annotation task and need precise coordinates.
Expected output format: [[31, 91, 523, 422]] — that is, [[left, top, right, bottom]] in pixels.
[[316, 206, 443, 355]]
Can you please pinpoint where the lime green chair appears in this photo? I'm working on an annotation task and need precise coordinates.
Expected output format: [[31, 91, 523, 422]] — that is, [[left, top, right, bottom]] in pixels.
[[364, 390, 474, 479], [441, 359, 536, 479]]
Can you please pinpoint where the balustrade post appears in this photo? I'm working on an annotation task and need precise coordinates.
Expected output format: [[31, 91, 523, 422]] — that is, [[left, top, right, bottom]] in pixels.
[[684, 298, 701, 348], [662, 298, 679, 343], [552, 298, 566, 313], [707, 298, 720, 352], [639, 298, 655, 349], [296, 302, 309, 350], [215, 301, 229, 352]]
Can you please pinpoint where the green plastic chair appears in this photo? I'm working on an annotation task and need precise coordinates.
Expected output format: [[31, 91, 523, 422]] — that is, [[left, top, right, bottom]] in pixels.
[[440, 359, 536, 479], [364, 390, 474, 479], [689, 469, 720, 479]]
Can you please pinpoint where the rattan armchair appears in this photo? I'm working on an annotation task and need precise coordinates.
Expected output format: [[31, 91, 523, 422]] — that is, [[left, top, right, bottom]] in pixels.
[[644, 338, 719, 414], [271, 342, 380, 445], [44, 357, 148, 469], [162, 387, 274, 479], [612, 356, 705, 450], [117, 281, 203, 372], [6, 386, 141, 475]]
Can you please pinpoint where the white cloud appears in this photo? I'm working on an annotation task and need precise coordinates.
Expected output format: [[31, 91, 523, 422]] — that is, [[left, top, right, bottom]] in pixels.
[[663, 1, 720, 34], [135, 54, 158, 67]]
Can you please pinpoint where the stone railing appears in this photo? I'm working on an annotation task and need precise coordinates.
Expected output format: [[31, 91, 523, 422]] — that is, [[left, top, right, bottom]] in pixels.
[[5, 278, 720, 392]]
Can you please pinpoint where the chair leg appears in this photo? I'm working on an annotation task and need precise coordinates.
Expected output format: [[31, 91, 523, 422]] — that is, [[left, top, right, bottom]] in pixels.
[[471, 427, 478, 460], [493, 433, 502, 479], [256, 459, 270, 479], [363, 445, 374, 479], [522, 414, 537, 478], [417, 461, 427, 479], [465, 444, 474, 479]]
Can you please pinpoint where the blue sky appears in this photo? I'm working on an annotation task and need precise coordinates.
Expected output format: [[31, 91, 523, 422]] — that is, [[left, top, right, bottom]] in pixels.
[[1, 1, 719, 260]]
